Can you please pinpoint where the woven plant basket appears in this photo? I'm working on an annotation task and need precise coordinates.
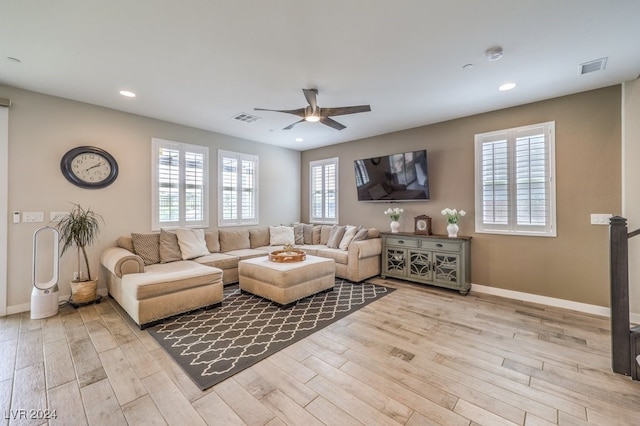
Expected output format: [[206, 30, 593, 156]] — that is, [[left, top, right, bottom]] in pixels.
[[70, 279, 98, 304]]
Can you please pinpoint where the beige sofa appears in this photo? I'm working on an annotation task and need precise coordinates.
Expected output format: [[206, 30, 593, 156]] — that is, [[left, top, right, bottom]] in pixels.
[[100, 224, 381, 327]]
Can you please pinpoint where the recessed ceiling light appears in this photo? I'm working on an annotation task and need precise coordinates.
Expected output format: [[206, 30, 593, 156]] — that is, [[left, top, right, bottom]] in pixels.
[[295, 138, 304, 142], [499, 82, 516, 91], [6, 57, 21, 64], [462, 63, 474, 70], [119, 90, 136, 98], [485, 46, 504, 61]]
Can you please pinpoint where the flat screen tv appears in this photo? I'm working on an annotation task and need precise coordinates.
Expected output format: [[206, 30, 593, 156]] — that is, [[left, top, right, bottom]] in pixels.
[[354, 150, 429, 202]]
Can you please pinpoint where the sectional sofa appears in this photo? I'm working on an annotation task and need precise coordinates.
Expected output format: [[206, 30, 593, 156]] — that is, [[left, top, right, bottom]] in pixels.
[[100, 224, 382, 327]]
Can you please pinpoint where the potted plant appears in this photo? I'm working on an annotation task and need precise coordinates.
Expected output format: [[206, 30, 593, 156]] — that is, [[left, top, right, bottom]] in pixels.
[[57, 204, 103, 304]]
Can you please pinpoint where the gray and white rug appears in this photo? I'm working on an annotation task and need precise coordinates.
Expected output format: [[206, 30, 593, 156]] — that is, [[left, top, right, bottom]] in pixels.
[[147, 279, 393, 390]]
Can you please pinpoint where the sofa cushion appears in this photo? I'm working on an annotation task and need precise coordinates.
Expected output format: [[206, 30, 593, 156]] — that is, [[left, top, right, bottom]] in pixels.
[[219, 229, 250, 252], [312, 225, 322, 244], [131, 233, 160, 265], [367, 228, 381, 239], [270, 226, 294, 245], [123, 261, 222, 300], [316, 247, 349, 265], [338, 225, 359, 250], [327, 225, 346, 249], [320, 225, 332, 245], [117, 236, 135, 253], [303, 224, 314, 244], [205, 230, 220, 253], [224, 248, 268, 261], [159, 229, 182, 263], [351, 227, 369, 243], [194, 252, 240, 270], [293, 224, 305, 245], [249, 227, 270, 248], [174, 228, 210, 260]]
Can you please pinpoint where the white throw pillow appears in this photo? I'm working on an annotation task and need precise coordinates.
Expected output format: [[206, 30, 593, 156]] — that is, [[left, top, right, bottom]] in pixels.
[[174, 228, 210, 260], [270, 225, 295, 245], [338, 225, 359, 251]]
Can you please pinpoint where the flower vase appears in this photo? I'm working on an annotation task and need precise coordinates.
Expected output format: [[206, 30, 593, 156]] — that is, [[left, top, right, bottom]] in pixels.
[[390, 220, 400, 233], [446, 223, 459, 238]]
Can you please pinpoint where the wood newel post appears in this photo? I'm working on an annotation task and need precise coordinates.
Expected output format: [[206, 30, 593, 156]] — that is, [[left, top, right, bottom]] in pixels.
[[610, 215, 631, 375]]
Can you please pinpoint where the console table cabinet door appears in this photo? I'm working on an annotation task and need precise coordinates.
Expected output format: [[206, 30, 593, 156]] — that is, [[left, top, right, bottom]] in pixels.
[[381, 233, 471, 295]]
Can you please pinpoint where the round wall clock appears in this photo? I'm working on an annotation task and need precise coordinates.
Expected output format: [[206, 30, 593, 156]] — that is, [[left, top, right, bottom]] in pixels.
[[60, 146, 119, 189]]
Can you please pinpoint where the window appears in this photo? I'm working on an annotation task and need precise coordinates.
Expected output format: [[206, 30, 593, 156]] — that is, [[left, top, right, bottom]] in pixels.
[[310, 158, 338, 224], [474, 121, 556, 236], [218, 150, 258, 226], [152, 138, 208, 230]]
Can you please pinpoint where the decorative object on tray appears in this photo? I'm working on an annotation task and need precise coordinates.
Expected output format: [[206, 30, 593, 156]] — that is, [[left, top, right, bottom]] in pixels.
[[441, 208, 466, 238], [384, 207, 404, 233], [414, 215, 432, 235], [269, 245, 306, 262]]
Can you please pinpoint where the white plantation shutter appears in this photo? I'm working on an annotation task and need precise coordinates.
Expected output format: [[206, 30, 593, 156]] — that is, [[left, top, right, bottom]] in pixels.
[[218, 150, 258, 226], [152, 139, 208, 230], [475, 122, 556, 236], [310, 158, 338, 224]]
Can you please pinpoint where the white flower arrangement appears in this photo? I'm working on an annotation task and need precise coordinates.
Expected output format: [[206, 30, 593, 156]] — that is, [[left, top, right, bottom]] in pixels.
[[384, 207, 404, 221], [441, 208, 466, 224]]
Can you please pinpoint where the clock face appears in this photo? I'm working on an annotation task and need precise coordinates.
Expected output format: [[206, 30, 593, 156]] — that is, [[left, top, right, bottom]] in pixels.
[[417, 220, 427, 231], [61, 146, 118, 189]]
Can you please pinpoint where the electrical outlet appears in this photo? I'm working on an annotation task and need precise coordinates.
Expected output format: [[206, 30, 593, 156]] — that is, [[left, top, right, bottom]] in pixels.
[[590, 213, 612, 225]]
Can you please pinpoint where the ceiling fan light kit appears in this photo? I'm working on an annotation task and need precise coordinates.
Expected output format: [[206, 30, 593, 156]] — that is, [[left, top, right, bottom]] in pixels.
[[255, 88, 371, 131]]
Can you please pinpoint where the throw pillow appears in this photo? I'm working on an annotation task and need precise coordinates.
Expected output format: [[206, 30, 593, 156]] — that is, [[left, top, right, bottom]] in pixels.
[[219, 229, 250, 252], [293, 223, 305, 245], [320, 225, 333, 245], [327, 225, 346, 249], [351, 228, 369, 243], [303, 224, 314, 244], [131, 233, 160, 265], [205, 230, 220, 253], [270, 225, 295, 245], [159, 229, 182, 263], [367, 228, 381, 239], [174, 228, 210, 260], [338, 225, 359, 251], [249, 227, 270, 248], [312, 225, 322, 244]]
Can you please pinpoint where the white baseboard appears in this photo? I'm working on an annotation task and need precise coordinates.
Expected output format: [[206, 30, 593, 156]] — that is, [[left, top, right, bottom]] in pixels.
[[6, 288, 108, 316], [472, 283, 640, 324]]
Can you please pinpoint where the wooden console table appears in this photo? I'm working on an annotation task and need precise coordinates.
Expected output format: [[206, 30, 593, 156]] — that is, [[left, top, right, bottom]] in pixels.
[[381, 232, 471, 295]]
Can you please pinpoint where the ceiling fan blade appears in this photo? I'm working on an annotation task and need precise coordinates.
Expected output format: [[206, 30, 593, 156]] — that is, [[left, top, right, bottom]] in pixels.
[[320, 117, 346, 131], [254, 107, 306, 118], [283, 119, 305, 130], [321, 105, 371, 117], [302, 88, 318, 111]]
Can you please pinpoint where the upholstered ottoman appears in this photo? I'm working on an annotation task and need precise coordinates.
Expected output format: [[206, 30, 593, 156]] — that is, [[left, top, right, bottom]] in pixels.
[[238, 255, 335, 306]]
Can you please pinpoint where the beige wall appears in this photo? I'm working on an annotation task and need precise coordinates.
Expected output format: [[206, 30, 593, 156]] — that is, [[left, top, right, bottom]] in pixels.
[[302, 86, 622, 308], [2, 84, 301, 309]]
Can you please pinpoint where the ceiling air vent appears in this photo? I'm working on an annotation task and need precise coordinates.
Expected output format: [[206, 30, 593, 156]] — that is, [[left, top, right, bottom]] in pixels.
[[232, 112, 260, 123], [579, 57, 607, 75]]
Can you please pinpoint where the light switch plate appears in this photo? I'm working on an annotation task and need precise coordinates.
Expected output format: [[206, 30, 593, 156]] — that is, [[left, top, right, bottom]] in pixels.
[[23, 211, 44, 223], [590, 213, 612, 225]]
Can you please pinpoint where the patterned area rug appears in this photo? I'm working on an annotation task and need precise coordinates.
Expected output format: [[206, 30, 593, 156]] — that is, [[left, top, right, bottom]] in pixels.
[[147, 280, 393, 390]]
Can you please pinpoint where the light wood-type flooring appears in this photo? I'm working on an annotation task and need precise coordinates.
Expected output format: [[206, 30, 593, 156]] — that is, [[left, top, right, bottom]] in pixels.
[[2, 278, 640, 425]]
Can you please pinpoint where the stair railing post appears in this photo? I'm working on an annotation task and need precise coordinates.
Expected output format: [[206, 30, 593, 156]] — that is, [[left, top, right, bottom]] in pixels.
[[610, 215, 631, 375]]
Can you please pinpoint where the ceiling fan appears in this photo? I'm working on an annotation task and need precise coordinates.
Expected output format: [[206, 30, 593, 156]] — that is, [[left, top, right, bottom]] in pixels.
[[255, 88, 371, 131]]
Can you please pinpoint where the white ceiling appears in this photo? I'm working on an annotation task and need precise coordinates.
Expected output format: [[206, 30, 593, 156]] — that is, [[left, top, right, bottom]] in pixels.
[[1, 1, 639, 151]]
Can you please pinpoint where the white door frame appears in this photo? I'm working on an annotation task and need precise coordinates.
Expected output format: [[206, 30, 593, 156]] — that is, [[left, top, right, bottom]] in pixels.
[[1, 105, 8, 316]]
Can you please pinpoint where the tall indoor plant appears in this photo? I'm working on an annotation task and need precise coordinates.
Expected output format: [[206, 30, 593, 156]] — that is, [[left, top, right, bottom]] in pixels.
[[57, 204, 103, 304]]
